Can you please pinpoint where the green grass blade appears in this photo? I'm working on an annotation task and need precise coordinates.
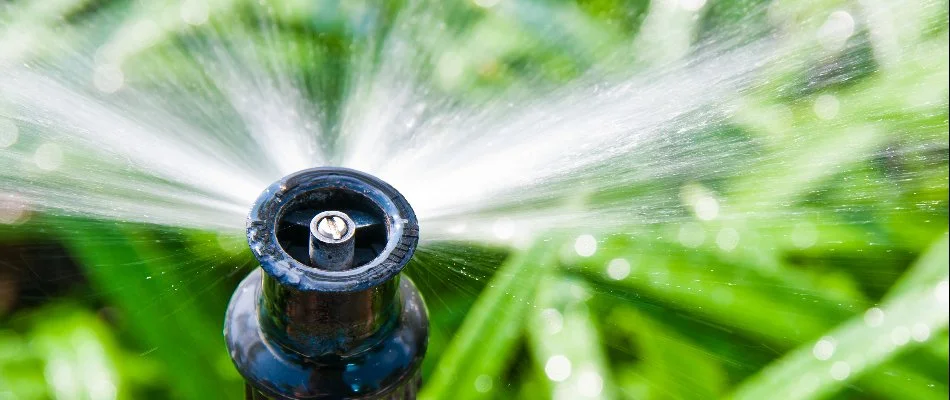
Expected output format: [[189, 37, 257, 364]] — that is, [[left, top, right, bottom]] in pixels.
[[610, 306, 727, 400], [60, 222, 242, 399], [886, 233, 949, 301], [527, 275, 614, 400], [731, 279, 948, 399], [419, 240, 558, 400]]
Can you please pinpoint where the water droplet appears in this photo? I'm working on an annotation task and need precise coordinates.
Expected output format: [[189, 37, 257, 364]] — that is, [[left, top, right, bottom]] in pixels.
[[0, 193, 29, 225], [817, 11, 855, 51], [936, 280, 948, 307], [606, 258, 631, 280], [678, 222, 705, 248], [0, 118, 18, 148], [540, 308, 563, 334], [694, 196, 719, 221], [474, 374, 493, 393], [864, 307, 884, 327], [911, 323, 930, 342], [716, 227, 740, 251], [574, 234, 597, 257], [890, 325, 910, 346], [813, 337, 835, 360], [814, 94, 840, 120], [577, 368, 604, 397], [544, 355, 572, 382], [830, 361, 850, 381], [33, 142, 63, 171]]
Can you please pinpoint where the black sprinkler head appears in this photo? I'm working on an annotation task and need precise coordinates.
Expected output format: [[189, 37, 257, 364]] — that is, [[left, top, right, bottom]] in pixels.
[[224, 167, 428, 399]]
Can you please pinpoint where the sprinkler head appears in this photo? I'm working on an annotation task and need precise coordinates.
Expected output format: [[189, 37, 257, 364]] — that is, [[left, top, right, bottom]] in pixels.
[[224, 167, 427, 399]]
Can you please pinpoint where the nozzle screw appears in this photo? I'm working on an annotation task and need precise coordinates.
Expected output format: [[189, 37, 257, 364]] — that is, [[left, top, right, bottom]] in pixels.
[[309, 211, 357, 271], [316, 215, 349, 240]]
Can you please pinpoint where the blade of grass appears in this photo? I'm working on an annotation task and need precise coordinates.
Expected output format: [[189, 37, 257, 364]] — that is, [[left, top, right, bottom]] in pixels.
[[885, 232, 949, 300], [571, 235, 946, 397], [419, 239, 558, 400], [569, 239, 845, 347], [610, 306, 727, 400], [27, 305, 126, 399], [60, 221, 241, 400], [527, 275, 614, 400], [731, 259, 948, 400], [859, 363, 948, 400]]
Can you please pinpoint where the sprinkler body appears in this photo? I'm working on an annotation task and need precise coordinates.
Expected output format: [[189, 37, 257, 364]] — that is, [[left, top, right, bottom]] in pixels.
[[225, 167, 427, 399]]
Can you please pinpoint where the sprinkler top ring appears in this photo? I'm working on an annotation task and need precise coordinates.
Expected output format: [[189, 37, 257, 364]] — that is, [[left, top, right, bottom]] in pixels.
[[246, 167, 419, 292]]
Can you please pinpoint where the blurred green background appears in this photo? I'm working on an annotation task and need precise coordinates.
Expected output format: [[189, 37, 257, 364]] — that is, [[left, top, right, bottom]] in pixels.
[[1, 0, 948, 399]]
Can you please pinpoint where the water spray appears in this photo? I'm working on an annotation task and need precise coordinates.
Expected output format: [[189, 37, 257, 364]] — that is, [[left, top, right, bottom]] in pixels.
[[224, 167, 427, 399]]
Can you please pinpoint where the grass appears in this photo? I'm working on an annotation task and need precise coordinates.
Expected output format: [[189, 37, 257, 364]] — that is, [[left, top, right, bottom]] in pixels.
[[0, 0, 947, 399]]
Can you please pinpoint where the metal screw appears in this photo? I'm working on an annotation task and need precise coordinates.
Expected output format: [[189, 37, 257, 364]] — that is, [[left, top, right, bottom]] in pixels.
[[309, 211, 356, 271], [316, 215, 349, 240]]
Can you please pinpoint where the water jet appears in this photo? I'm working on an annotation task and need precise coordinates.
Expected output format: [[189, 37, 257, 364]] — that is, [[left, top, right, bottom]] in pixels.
[[224, 167, 427, 399]]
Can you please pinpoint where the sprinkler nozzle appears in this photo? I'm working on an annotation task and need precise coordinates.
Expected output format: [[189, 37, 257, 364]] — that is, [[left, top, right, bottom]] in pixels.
[[224, 167, 427, 400], [309, 210, 356, 270]]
